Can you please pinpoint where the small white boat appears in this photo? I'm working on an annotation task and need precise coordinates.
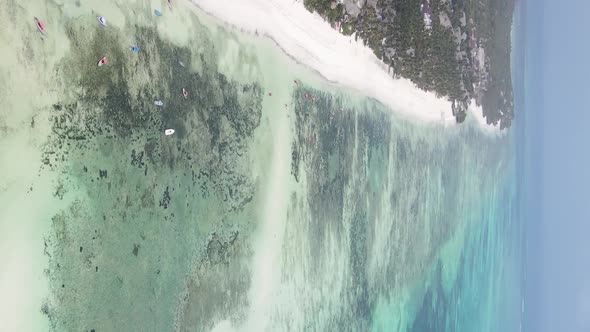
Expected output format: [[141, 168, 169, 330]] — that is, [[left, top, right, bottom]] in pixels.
[[165, 129, 175, 136], [97, 56, 108, 67], [97, 16, 107, 26], [154, 100, 164, 107], [182, 88, 189, 98]]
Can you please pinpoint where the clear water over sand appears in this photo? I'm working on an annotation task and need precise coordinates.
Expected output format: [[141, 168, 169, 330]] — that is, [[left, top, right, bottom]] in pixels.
[[0, 0, 521, 331]]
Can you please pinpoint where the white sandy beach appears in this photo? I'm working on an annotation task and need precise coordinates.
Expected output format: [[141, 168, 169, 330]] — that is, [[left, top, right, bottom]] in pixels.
[[190, 0, 499, 133]]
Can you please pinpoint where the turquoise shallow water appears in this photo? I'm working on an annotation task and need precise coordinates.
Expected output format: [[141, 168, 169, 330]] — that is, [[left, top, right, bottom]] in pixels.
[[0, 0, 521, 331], [287, 87, 520, 332]]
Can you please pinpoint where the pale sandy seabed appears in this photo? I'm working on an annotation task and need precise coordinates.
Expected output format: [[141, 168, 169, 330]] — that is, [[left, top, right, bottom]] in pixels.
[[0, 0, 512, 331]]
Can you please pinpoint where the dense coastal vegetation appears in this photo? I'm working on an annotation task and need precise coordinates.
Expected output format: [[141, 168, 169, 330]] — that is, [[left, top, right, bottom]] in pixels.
[[303, 0, 515, 128]]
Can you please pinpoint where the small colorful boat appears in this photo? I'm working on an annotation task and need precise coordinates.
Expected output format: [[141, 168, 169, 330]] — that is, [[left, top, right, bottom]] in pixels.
[[154, 10, 162, 16], [97, 16, 107, 26], [34, 17, 46, 35], [131, 45, 140, 53], [97, 56, 108, 67], [167, 0, 173, 9], [182, 88, 189, 98], [165, 129, 175, 136]]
